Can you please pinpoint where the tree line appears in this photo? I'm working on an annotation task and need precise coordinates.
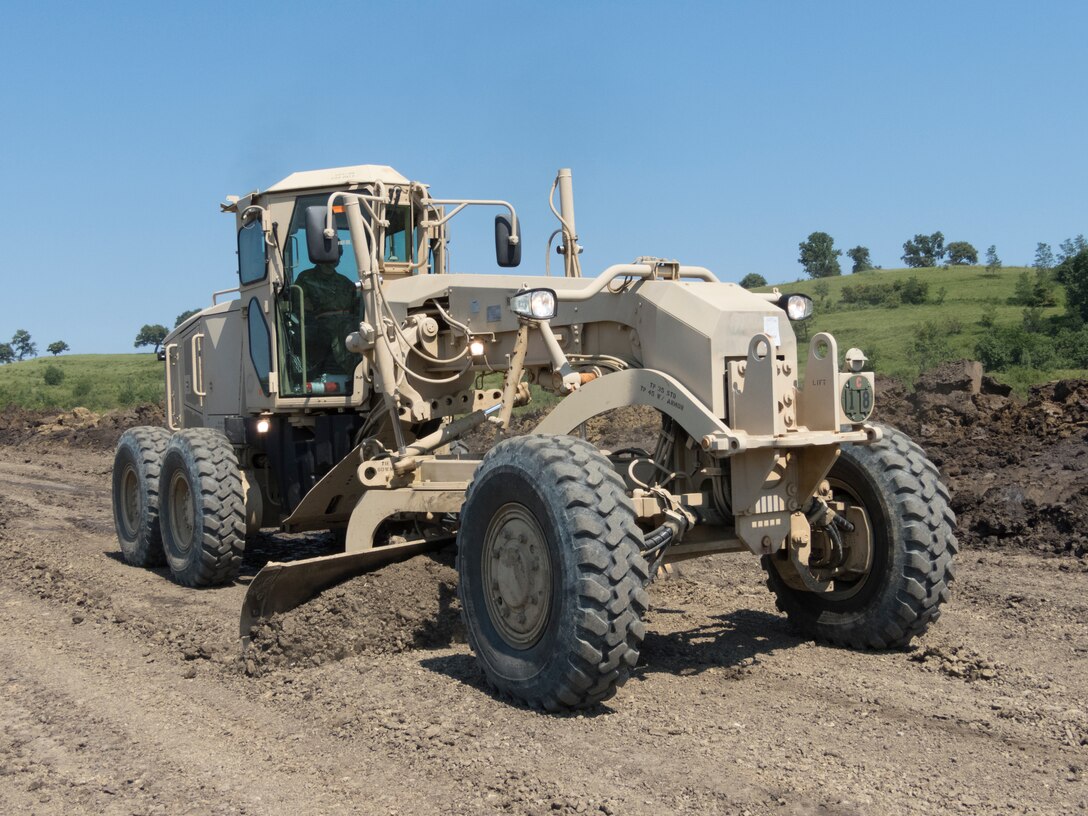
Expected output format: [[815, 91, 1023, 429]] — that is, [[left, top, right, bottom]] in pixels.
[[1, 309, 202, 363], [792, 230, 1004, 279], [793, 232, 1087, 281], [0, 330, 69, 364]]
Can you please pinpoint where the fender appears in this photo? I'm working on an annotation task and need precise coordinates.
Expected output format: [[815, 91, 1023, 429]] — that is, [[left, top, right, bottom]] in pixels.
[[531, 368, 729, 442]]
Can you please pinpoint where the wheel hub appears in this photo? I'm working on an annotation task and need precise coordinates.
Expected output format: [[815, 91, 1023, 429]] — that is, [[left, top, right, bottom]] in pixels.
[[481, 503, 552, 649], [120, 464, 139, 536], [778, 480, 874, 600], [168, 472, 195, 552]]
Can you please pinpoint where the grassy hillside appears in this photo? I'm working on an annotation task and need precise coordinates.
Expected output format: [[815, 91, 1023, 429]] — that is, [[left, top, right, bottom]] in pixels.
[[0, 354, 164, 412], [759, 265, 1086, 388]]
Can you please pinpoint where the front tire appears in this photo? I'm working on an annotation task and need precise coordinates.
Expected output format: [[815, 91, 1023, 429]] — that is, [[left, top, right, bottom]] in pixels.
[[764, 424, 957, 649], [457, 435, 650, 710], [158, 429, 246, 587], [112, 426, 172, 566]]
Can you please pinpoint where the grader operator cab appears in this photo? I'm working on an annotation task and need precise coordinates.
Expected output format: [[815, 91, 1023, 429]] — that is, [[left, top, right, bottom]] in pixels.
[[112, 164, 956, 710]]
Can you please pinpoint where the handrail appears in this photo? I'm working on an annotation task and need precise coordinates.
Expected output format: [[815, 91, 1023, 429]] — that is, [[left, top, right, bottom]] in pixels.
[[289, 285, 307, 387], [213, 287, 240, 304], [190, 333, 206, 399], [556, 263, 718, 302], [164, 343, 179, 430]]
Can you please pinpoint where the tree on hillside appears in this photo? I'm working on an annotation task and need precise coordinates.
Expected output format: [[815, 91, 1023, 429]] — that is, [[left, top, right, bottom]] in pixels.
[[985, 245, 1002, 277], [1058, 235, 1087, 263], [901, 232, 945, 268], [1056, 236, 1087, 284], [846, 246, 873, 273], [798, 232, 842, 278], [945, 241, 978, 265], [1034, 242, 1055, 274], [0, 343, 13, 364], [175, 309, 200, 327], [134, 324, 168, 354], [1057, 248, 1088, 322], [739, 273, 767, 289], [11, 329, 36, 361], [47, 341, 70, 356]]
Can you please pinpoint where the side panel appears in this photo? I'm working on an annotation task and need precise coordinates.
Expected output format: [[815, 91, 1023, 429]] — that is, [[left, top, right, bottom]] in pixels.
[[164, 301, 244, 430]]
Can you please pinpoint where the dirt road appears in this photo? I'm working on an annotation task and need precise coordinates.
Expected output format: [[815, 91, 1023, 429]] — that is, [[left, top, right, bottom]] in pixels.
[[1, 386, 1086, 815]]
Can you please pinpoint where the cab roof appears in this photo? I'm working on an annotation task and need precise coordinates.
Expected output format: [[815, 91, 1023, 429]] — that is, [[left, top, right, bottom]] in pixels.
[[265, 164, 412, 193]]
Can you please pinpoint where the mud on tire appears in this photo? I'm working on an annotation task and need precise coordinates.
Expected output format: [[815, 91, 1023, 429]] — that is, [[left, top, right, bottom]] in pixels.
[[457, 435, 650, 711], [159, 428, 246, 587], [763, 423, 957, 649], [112, 426, 172, 567]]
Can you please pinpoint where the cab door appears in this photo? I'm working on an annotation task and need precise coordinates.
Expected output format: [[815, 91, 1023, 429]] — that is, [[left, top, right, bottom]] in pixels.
[[238, 212, 277, 411]]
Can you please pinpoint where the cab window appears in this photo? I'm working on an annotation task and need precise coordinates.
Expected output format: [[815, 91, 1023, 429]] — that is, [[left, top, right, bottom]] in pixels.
[[384, 206, 412, 262], [238, 219, 266, 284]]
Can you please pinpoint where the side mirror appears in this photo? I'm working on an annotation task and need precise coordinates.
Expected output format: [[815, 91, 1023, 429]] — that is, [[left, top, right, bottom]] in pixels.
[[305, 206, 341, 265], [494, 214, 522, 268]]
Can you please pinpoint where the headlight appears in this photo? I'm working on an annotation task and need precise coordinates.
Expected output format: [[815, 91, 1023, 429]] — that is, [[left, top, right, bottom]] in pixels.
[[779, 293, 814, 321], [509, 288, 558, 320]]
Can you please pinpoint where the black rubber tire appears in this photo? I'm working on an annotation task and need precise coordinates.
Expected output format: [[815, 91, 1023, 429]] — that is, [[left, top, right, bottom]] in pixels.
[[158, 428, 246, 587], [112, 426, 172, 567], [763, 423, 957, 649], [457, 435, 650, 711]]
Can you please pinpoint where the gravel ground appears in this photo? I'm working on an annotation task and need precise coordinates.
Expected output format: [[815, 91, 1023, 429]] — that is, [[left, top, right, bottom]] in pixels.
[[0, 373, 1086, 815]]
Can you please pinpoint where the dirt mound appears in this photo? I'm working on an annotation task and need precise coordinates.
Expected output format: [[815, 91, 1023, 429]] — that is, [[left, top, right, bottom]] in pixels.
[[245, 547, 464, 675], [461, 404, 662, 455], [0, 403, 164, 451], [875, 361, 1088, 558]]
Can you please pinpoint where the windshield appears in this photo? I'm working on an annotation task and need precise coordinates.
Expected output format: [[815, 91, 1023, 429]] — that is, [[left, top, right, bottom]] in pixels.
[[283, 195, 414, 281]]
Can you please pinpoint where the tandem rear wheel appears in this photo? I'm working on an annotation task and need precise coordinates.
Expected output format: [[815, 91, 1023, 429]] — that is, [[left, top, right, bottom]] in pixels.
[[456, 435, 651, 711], [112, 426, 173, 567], [158, 428, 246, 588]]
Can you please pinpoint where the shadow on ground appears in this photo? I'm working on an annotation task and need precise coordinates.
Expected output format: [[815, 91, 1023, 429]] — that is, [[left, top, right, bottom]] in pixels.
[[635, 608, 801, 679]]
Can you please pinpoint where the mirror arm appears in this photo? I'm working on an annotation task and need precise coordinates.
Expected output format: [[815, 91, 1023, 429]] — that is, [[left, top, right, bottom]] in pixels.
[[423, 198, 519, 245]]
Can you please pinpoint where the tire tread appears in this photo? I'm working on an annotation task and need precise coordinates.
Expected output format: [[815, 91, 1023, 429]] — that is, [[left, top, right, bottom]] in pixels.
[[457, 435, 648, 710]]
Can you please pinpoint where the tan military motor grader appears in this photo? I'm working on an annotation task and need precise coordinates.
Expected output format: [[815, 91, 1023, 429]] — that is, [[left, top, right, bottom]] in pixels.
[[111, 164, 956, 710]]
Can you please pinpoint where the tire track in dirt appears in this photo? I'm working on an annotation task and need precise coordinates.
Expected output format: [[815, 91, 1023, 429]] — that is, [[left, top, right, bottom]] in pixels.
[[0, 583, 457, 816]]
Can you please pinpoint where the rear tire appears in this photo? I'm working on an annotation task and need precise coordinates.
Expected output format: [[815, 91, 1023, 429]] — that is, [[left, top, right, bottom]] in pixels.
[[457, 435, 650, 710], [763, 424, 957, 648], [159, 429, 246, 587], [112, 426, 172, 567]]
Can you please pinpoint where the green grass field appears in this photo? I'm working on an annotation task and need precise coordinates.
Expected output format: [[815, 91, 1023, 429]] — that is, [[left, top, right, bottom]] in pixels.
[[758, 264, 1086, 388], [0, 354, 164, 412]]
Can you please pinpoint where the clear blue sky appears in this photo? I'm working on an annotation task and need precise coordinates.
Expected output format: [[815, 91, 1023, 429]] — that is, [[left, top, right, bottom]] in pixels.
[[1, 1, 1085, 354]]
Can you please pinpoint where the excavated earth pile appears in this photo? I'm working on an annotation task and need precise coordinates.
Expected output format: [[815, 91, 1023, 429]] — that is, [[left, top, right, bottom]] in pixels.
[[873, 361, 1088, 560], [245, 548, 464, 675]]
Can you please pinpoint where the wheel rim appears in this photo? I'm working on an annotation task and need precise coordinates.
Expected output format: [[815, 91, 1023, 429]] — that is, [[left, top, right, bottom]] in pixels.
[[791, 477, 877, 602], [481, 503, 553, 650], [120, 463, 140, 537], [168, 471, 195, 553]]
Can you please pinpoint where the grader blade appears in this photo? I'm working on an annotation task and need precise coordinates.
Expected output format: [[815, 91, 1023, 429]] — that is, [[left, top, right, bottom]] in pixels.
[[239, 537, 451, 644]]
